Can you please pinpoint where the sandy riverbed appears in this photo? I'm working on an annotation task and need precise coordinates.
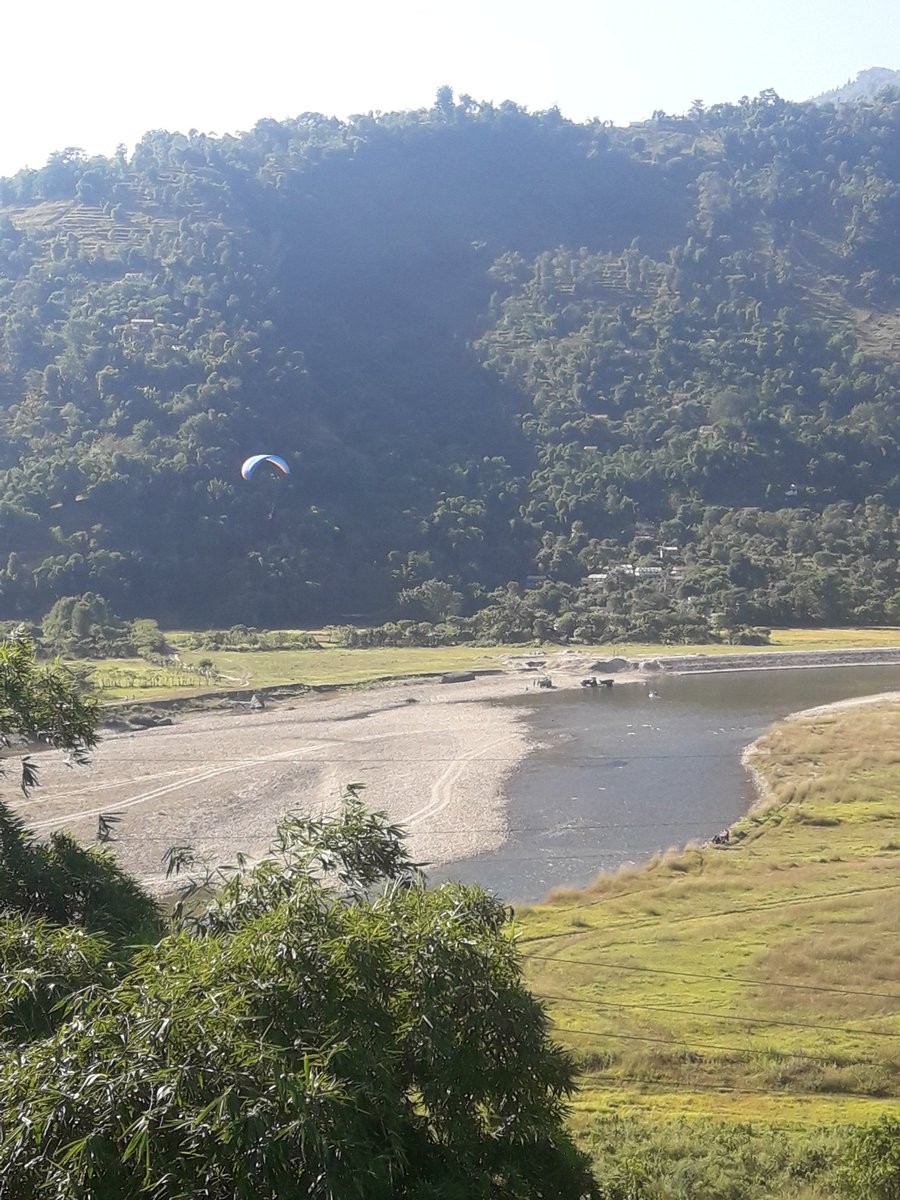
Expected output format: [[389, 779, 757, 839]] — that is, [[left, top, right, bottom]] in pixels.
[[11, 671, 549, 891], [13, 650, 900, 892]]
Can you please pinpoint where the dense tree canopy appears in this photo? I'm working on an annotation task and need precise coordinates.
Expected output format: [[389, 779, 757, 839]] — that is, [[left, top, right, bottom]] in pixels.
[[0, 783, 598, 1198], [0, 88, 897, 636]]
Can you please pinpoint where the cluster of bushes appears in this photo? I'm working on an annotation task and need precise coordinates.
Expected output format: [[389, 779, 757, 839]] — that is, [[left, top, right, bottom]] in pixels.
[[39, 594, 170, 659], [178, 625, 322, 651], [584, 1113, 900, 1200], [722, 626, 773, 645], [33, 594, 773, 661], [327, 621, 474, 649], [328, 593, 773, 650]]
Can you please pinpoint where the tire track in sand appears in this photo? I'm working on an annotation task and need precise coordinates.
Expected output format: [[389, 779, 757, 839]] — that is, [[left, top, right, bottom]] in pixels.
[[404, 734, 514, 830], [27, 742, 329, 832], [28, 767, 193, 805]]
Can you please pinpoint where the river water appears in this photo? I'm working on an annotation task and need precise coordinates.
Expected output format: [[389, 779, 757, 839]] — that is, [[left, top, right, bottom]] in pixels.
[[429, 665, 900, 904]]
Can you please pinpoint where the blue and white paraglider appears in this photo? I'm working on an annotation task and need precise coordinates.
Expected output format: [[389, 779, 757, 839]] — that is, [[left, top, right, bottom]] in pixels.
[[241, 454, 290, 520], [241, 454, 290, 481]]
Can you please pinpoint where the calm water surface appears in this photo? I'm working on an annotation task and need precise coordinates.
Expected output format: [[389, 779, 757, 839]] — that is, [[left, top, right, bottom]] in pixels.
[[429, 665, 900, 903]]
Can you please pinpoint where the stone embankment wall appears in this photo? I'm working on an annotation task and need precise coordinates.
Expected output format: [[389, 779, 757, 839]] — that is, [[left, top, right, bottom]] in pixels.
[[655, 647, 900, 674]]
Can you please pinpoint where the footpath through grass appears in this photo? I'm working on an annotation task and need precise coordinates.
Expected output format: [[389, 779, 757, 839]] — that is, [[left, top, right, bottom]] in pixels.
[[81, 626, 900, 701], [517, 698, 900, 1133]]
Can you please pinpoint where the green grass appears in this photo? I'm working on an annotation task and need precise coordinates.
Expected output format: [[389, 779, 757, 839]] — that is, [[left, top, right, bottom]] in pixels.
[[517, 700, 900, 1130], [76, 626, 900, 702], [83, 644, 528, 700], [578, 1113, 858, 1200], [765, 626, 900, 650], [171, 642, 519, 688], [80, 657, 216, 702]]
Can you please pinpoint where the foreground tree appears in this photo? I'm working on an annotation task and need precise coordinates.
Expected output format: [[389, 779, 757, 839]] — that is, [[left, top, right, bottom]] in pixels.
[[0, 629, 98, 784], [0, 632, 160, 943], [0, 786, 598, 1198], [0, 633, 161, 1049]]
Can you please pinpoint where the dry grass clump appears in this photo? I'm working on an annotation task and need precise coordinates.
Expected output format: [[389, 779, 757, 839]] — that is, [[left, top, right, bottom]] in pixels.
[[587, 860, 648, 892], [571, 1037, 900, 1100], [541, 886, 585, 906]]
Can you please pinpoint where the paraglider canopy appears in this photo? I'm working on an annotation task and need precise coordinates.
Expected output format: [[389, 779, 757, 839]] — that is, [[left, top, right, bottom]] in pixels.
[[241, 454, 290, 480]]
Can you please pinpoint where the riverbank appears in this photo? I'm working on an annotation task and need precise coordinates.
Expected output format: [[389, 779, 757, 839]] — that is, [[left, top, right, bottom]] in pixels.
[[16, 671, 547, 892], [17, 649, 900, 894], [518, 692, 900, 1128], [504, 644, 900, 680], [78, 628, 900, 702]]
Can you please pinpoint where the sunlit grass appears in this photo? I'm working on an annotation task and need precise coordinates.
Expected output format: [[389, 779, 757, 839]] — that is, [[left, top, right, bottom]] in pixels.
[[567, 1085, 898, 1128], [172, 643, 520, 688], [768, 627, 900, 650], [86, 644, 531, 699], [518, 700, 900, 1128], [76, 657, 215, 702]]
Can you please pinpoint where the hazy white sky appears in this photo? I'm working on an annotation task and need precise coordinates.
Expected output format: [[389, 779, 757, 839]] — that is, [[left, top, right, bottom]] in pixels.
[[2, 0, 898, 176]]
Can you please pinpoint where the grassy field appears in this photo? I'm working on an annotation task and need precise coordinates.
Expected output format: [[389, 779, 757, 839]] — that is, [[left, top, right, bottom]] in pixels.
[[763, 627, 900, 650], [76, 626, 900, 701], [83, 644, 526, 701], [517, 699, 900, 1132]]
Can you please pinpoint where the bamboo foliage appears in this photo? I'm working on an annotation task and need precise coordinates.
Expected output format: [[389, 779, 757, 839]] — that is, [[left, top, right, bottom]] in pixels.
[[0, 784, 597, 1197]]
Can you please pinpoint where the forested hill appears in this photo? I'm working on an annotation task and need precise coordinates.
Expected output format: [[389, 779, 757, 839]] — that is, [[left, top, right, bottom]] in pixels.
[[812, 68, 900, 105], [0, 88, 898, 639]]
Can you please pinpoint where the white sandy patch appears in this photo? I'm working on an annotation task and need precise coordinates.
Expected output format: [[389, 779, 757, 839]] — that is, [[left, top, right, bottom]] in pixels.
[[781, 690, 900, 722]]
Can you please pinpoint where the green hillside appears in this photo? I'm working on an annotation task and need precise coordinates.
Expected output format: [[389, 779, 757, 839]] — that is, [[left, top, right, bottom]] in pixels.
[[0, 88, 898, 633]]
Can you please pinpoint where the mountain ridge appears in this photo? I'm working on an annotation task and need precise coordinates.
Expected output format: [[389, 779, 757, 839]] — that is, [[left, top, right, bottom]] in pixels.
[[810, 66, 900, 104]]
